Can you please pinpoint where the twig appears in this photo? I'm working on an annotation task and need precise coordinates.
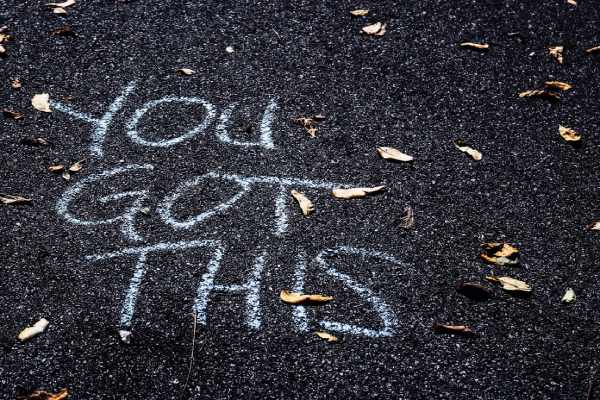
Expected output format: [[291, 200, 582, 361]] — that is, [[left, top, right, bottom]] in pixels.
[[183, 312, 198, 392], [588, 366, 595, 400]]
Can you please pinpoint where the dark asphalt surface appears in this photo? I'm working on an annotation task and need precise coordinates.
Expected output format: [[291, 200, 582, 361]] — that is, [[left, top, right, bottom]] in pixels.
[[2, 0, 600, 399]]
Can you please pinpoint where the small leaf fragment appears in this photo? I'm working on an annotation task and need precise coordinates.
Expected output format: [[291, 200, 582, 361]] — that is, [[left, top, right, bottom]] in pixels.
[[176, 68, 195, 76], [0, 194, 31, 205], [459, 42, 489, 50], [585, 45, 600, 54], [18, 318, 49, 341], [3, 109, 24, 120], [10, 78, 22, 89], [291, 190, 314, 216], [225, 46, 234, 53], [456, 282, 493, 301], [47, 0, 75, 7], [587, 221, 600, 230], [377, 146, 413, 162], [480, 243, 519, 266], [548, 46, 564, 64], [68, 160, 83, 172], [485, 276, 531, 292], [559, 125, 581, 142], [350, 9, 369, 16], [561, 288, 575, 303], [332, 185, 385, 199], [432, 324, 477, 337], [544, 81, 572, 91], [32, 94, 52, 113], [518, 90, 560, 100], [361, 22, 386, 36], [291, 116, 319, 138], [280, 290, 333, 304], [567, 0, 577, 5], [48, 164, 65, 172], [454, 139, 482, 161], [315, 331, 339, 342], [50, 25, 75, 36], [399, 206, 414, 228], [16, 388, 69, 400], [52, 7, 68, 15], [62, 171, 71, 181]]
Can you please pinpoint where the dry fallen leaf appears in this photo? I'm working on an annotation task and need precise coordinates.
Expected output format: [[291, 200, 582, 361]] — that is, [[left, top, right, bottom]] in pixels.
[[0, 33, 12, 43], [399, 206, 414, 228], [585, 45, 600, 54], [567, 0, 577, 5], [10, 78, 22, 89], [559, 125, 581, 142], [454, 139, 482, 161], [432, 324, 477, 337], [544, 81, 572, 91], [332, 185, 385, 199], [518, 90, 560, 100], [32, 94, 52, 113], [16, 388, 69, 400], [176, 68, 195, 76], [50, 25, 75, 36], [561, 288, 576, 303], [47, 0, 75, 7], [291, 190, 314, 216], [480, 243, 519, 266], [456, 282, 493, 301], [3, 109, 25, 120], [22, 137, 49, 146], [18, 318, 49, 341], [362, 22, 386, 36], [548, 46, 564, 64], [68, 160, 83, 172], [315, 331, 339, 342], [459, 42, 489, 50], [280, 290, 333, 304], [350, 9, 369, 16], [48, 164, 65, 172], [377, 146, 413, 162], [0, 194, 32, 205], [291, 117, 319, 138], [485, 276, 531, 292], [62, 171, 71, 181], [52, 7, 68, 15], [587, 221, 600, 230], [0, 44, 6, 56]]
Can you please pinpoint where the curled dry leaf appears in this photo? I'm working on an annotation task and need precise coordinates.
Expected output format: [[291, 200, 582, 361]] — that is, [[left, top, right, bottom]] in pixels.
[[432, 324, 477, 337], [559, 125, 581, 142], [332, 185, 385, 199], [456, 282, 493, 301], [48, 164, 65, 172], [518, 90, 560, 100], [561, 288, 576, 303], [32, 94, 52, 113], [587, 221, 600, 230], [315, 331, 339, 342], [10, 78, 22, 89], [454, 139, 482, 161], [459, 42, 489, 50], [399, 206, 414, 228], [47, 0, 75, 7], [68, 160, 83, 172], [225, 46, 234, 53], [291, 190, 314, 216], [0, 33, 12, 43], [544, 81, 572, 91], [291, 117, 319, 138], [18, 318, 49, 341], [176, 68, 195, 76], [585, 45, 600, 54], [362, 22, 386, 36], [280, 290, 333, 304], [350, 9, 369, 16], [50, 25, 75, 36], [0, 194, 31, 205], [567, 0, 577, 5], [377, 146, 413, 162], [480, 243, 519, 266], [16, 388, 69, 400], [548, 46, 564, 64], [485, 276, 531, 292], [3, 109, 25, 120], [52, 7, 68, 15]]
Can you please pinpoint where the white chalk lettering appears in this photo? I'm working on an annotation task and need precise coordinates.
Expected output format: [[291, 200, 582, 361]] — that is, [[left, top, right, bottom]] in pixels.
[[215, 99, 277, 149]]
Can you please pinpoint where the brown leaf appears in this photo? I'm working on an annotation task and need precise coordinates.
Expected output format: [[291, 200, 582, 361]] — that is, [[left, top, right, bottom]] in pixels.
[[315, 331, 339, 342], [559, 125, 581, 142], [291, 117, 319, 138], [362, 22, 386, 36], [399, 206, 414, 228], [50, 25, 75, 36], [48, 164, 65, 172], [459, 42, 489, 50], [454, 139, 482, 161], [432, 324, 477, 337], [280, 290, 333, 304], [176, 68, 195, 76], [350, 9, 369, 16], [332, 185, 385, 199], [485, 276, 531, 292], [587, 221, 600, 230], [0, 33, 12, 43], [0, 194, 32, 205], [548, 46, 564, 64], [518, 89, 560, 100], [585, 45, 600, 54], [480, 243, 519, 266], [18, 318, 49, 341], [377, 146, 413, 162], [47, 0, 75, 7], [3, 109, 24, 120], [456, 282, 493, 301], [10, 78, 22, 89], [32, 94, 52, 113], [68, 160, 83, 172], [544, 81, 572, 91], [16, 388, 69, 400], [291, 190, 314, 216]]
